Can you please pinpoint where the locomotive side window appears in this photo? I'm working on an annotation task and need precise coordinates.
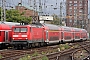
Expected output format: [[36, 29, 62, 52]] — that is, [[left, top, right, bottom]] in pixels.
[[21, 28, 27, 32], [14, 28, 20, 32]]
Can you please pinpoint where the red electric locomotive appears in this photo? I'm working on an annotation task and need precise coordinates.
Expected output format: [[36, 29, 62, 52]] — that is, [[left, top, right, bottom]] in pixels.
[[0, 24, 12, 49], [11, 23, 88, 49], [12, 24, 44, 48]]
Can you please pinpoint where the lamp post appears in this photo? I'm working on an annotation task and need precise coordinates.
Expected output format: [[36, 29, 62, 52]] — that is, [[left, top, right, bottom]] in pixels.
[[60, 2, 62, 25]]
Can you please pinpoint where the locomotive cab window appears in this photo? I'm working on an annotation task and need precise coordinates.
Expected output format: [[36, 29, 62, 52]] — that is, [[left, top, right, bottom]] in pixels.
[[14, 28, 19, 32], [13, 28, 27, 32], [21, 28, 27, 32]]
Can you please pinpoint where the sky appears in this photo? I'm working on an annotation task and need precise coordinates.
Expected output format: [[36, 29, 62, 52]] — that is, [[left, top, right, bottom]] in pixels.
[[1, 0, 90, 18]]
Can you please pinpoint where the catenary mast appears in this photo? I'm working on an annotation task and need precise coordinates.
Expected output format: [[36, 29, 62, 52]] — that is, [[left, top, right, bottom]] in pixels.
[[1, 0, 6, 23]]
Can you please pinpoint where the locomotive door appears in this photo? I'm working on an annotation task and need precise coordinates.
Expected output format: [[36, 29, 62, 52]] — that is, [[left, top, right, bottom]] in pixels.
[[5, 31, 9, 42]]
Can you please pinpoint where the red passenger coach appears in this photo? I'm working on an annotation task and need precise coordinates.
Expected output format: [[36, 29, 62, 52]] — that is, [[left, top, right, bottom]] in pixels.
[[81, 29, 88, 40], [42, 24, 60, 43], [0, 24, 11, 49], [61, 26, 74, 42], [73, 28, 82, 41]]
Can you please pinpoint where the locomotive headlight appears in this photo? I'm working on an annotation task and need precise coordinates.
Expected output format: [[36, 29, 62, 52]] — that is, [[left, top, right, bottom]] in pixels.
[[26, 38, 27, 40], [13, 38, 14, 40]]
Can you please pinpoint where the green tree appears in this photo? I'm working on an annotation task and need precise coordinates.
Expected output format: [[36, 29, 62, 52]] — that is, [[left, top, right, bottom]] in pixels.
[[0, 8, 32, 24]]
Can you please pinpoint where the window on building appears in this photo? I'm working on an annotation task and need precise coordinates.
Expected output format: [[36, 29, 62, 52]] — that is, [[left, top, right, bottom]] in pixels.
[[69, 4, 73, 6], [79, 4, 82, 6], [69, 7, 72, 9], [79, 10, 82, 12], [69, 19, 72, 22], [74, 1, 77, 3], [69, 13, 72, 16], [80, 7, 83, 10], [69, 1, 72, 3], [74, 20, 77, 23], [74, 3, 77, 6], [74, 7, 77, 9], [74, 9, 77, 13], [74, 13, 77, 16]]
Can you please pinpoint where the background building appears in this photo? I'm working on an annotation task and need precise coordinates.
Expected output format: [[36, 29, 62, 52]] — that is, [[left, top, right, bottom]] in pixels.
[[66, 0, 88, 29], [15, 6, 38, 22]]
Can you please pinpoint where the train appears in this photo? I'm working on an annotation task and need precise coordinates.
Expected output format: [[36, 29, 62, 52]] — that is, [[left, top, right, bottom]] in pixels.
[[0, 22, 20, 49], [11, 23, 88, 49], [0, 24, 12, 49]]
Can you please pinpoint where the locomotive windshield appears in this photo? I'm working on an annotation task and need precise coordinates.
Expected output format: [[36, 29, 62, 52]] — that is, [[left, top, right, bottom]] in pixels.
[[14, 28, 27, 32]]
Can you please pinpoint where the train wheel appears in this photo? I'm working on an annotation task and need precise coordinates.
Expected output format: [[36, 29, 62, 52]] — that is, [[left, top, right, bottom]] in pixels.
[[31, 43, 35, 48], [28, 44, 32, 48], [18, 45, 23, 49], [37, 43, 41, 47], [44, 43, 47, 46], [35, 43, 39, 47], [13, 45, 18, 50], [40, 42, 44, 47]]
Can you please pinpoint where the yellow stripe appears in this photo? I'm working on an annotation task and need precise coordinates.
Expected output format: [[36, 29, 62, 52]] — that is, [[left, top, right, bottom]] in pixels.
[[48, 30, 60, 32]]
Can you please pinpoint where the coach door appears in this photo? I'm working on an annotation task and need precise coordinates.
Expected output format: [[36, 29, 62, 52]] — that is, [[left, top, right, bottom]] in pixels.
[[5, 31, 9, 42]]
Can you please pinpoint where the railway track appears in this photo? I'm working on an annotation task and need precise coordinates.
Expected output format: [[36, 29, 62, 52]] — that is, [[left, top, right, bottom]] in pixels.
[[0, 40, 90, 60], [0, 45, 60, 60]]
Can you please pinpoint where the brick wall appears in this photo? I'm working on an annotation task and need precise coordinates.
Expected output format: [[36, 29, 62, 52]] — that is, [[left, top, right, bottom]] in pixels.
[[15, 6, 38, 17]]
